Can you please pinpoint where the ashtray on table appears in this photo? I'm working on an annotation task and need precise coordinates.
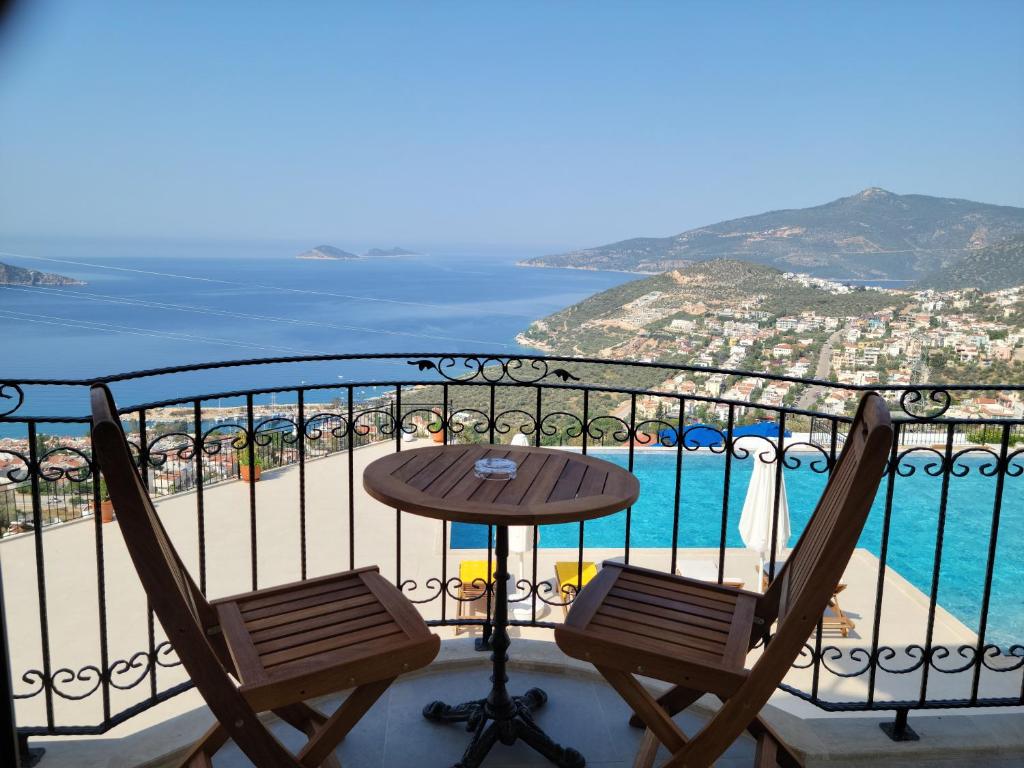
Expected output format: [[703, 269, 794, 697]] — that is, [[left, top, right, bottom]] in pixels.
[[474, 457, 517, 480]]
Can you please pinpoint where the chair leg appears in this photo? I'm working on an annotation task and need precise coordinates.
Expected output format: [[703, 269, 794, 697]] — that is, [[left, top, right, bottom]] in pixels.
[[273, 704, 340, 768], [745, 715, 803, 768], [596, 667, 688, 756], [629, 684, 704, 728], [296, 678, 394, 768], [175, 722, 228, 768], [632, 727, 660, 768]]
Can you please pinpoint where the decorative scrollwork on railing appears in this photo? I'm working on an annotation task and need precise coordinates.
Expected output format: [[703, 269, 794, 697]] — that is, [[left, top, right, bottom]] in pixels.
[[891, 446, 948, 477], [407, 356, 580, 385], [200, 424, 247, 456], [949, 446, 1000, 478], [979, 643, 1024, 672], [146, 433, 197, 468], [15, 641, 181, 701], [351, 407, 397, 438], [633, 419, 677, 447], [446, 408, 491, 437], [493, 409, 538, 439], [303, 412, 349, 441], [1004, 448, 1024, 478], [0, 448, 31, 483], [254, 417, 301, 447], [899, 388, 953, 420], [729, 434, 779, 463], [781, 441, 833, 473], [679, 423, 728, 454], [0, 382, 25, 418], [539, 411, 583, 442], [37, 446, 94, 483], [875, 644, 928, 674], [586, 415, 631, 445]]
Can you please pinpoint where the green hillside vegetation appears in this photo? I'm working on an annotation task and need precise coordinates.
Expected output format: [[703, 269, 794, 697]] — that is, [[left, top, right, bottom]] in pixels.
[[919, 235, 1024, 291], [520, 188, 1024, 281], [522, 260, 901, 357]]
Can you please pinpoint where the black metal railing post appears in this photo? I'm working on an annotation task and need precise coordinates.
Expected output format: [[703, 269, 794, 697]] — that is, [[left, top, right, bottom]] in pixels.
[[1, 566, 25, 768]]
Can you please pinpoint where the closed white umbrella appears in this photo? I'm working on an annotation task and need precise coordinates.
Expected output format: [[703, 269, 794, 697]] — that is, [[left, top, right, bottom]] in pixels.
[[739, 449, 791, 589], [509, 431, 533, 615]]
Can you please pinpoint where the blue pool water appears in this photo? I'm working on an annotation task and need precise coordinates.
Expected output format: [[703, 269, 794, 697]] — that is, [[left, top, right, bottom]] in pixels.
[[451, 450, 1024, 648]]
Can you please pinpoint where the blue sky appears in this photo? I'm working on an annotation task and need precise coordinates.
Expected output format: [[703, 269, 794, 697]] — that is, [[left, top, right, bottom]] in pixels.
[[0, 1, 1021, 251]]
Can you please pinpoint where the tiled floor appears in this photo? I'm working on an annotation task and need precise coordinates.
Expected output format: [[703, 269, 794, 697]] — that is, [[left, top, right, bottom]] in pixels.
[[211, 667, 756, 767]]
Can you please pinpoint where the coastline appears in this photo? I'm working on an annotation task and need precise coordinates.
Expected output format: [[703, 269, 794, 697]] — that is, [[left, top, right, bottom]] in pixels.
[[514, 261, 658, 276]]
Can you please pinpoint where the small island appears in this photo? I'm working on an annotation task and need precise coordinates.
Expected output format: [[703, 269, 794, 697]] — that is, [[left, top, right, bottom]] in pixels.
[[0, 262, 85, 286], [296, 245, 359, 261], [362, 247, 418, 258]]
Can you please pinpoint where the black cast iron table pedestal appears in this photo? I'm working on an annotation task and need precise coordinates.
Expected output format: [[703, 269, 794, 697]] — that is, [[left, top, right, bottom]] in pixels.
[[422, 525, 585, 768]]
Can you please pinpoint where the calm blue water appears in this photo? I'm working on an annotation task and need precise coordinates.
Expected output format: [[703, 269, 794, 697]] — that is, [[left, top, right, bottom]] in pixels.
[[451, 451, 1024, 648], [0, 237, 633, 423]]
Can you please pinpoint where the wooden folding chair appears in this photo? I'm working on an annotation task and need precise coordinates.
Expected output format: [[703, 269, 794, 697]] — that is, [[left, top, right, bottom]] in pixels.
[[91, 384, 440, 768], [555, 393, 892, 767]]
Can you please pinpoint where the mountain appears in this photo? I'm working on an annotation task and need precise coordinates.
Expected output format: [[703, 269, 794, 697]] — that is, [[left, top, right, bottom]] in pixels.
[[296, 245, 359, 260], [362, 247, 418, 258], [919, 235, 1024, 292], [0, 262, 85, 286], [520, 189, 1024, 281], [519, 259, 901, 356]]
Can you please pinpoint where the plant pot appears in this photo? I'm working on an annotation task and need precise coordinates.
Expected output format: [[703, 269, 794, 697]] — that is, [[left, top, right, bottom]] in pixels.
[[240, 465, 261, 482], [100, 500, 115, 524], [431, 429, 445, 444]]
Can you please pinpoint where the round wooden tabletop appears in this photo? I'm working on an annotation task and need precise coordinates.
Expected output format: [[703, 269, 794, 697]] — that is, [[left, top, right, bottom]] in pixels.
[[363, 443, 640, 526]]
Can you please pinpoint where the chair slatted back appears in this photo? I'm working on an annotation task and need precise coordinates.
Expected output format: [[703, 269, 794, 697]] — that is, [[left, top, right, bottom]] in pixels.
[[90, 384, 300, 768], [683, 392, 893, 764], [772, 392, 891, 625]]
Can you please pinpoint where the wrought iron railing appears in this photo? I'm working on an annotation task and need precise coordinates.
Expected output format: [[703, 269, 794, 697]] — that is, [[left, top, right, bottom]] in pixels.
[[1, 353, 1022, 753]]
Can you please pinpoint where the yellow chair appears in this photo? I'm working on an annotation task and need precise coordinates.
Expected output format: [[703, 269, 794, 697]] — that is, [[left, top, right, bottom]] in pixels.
[[554, 561, 598, 617], [456, 560, 495, 634]]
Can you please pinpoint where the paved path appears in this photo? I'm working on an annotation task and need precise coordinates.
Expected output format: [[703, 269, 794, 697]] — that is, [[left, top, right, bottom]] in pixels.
[[797, 327, 844, 410]]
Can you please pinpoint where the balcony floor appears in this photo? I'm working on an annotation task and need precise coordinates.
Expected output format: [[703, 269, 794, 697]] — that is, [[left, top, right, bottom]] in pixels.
[[209, 665, 755, 768]]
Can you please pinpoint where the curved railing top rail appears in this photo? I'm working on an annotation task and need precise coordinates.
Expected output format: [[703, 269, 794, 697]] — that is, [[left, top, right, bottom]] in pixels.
[[1, 352, 1022, 423]]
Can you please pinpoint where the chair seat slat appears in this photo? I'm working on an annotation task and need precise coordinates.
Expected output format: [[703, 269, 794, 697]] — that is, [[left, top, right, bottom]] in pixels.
[[243, 593, 381, 632], [262, 623, 405, 669], [600, 594, 733, 633], [240, 583, 369, 621], [248, 601, 386, 644], [595, 604, 730, 643], [608, 586, 736, 623]]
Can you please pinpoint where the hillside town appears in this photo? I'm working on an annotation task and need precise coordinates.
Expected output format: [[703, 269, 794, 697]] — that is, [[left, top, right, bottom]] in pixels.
[[529, 272, 1024, 422]]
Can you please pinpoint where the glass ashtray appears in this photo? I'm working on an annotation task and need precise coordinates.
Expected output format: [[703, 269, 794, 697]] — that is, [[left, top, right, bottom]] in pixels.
[[474, 457, 517, 480]]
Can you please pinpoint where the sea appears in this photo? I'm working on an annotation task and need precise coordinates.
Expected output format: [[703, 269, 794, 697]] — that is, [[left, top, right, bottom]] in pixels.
[[0, 237, 634, 426]]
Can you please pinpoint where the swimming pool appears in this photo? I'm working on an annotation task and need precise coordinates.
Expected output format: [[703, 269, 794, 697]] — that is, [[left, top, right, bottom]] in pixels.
[[451, 449, 1023, 648]]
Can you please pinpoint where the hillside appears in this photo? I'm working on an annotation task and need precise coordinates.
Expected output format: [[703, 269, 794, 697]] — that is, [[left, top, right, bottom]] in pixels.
[[0, 262, 84, 286], [296, 245, 359, 260], [519, 260, 902, 356], [520, 188, 1024, 281], [919, 235, 1024, 292]]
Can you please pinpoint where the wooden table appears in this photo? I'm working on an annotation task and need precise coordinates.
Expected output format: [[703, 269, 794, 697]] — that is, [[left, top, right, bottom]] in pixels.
[[364, 443, 639, 768]]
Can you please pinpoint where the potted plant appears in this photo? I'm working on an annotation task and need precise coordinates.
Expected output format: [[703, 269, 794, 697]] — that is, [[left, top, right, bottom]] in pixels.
[[236, 434, 262, 482], [429, 412, 445, 443], [98, 476, 115, 524]]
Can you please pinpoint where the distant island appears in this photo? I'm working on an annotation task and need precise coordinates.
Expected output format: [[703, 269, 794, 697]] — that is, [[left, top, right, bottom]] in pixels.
[[296, 245, 418, 260], [519, 188, 1024, 283], [0, 262, 85, 287], [362, 247, 418, 258], [296, 245, 359, 261]]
